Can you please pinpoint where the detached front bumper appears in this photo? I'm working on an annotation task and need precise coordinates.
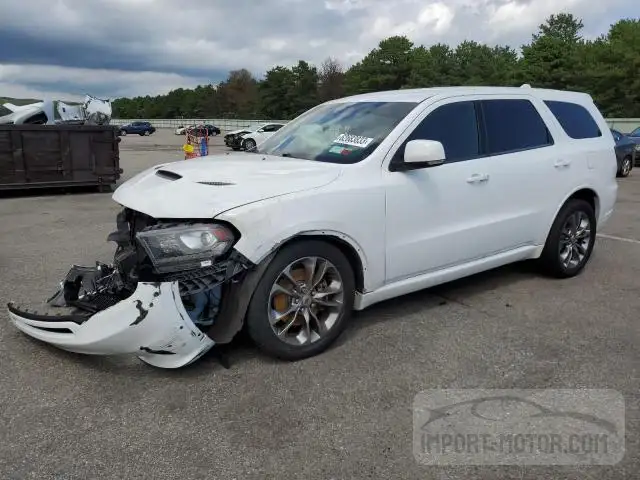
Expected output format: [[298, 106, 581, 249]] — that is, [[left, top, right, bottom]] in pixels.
[[8, 281, 214, 369]]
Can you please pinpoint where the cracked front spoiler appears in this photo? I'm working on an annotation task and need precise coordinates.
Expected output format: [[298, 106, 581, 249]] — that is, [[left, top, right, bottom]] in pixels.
[[8, 281, 215, 369]]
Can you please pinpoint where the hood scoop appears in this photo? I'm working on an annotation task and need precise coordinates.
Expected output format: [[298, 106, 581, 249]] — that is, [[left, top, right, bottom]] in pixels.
[[156, 169, 182, 181], [155, 168, 233, 186]]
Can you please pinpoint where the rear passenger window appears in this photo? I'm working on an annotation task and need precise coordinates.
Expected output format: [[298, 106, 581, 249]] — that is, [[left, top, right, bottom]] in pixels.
[[481, 99, 553, 155], [544, 100, 602, 139], [401, 101, 480, 162]]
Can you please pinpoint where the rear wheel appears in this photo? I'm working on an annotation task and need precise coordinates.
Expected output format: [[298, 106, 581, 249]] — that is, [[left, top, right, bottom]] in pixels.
[[245, 240, 355, 361], [120, 130, 127, 136], [538, 199, 596, 278]]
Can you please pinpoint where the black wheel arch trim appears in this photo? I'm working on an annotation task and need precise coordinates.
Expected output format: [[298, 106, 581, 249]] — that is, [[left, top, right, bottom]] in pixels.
[[208, 232, 367, 344]]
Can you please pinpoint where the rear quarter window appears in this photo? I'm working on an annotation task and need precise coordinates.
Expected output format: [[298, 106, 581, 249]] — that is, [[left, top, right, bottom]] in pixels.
[[480, 99, 553, 155], [544, 100, 602, 139]]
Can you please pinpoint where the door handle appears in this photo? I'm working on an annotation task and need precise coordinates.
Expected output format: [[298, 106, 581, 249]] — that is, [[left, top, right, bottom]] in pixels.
[[554, 159, 571, 168], [466, 173, 489, 184]]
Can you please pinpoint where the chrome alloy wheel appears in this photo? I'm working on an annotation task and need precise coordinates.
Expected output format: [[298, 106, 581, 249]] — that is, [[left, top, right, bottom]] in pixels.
[[622, 157, 632, 176], [244, 139, 256, 151], [559, 211, 591, 269], [267, 257, 344, 346]]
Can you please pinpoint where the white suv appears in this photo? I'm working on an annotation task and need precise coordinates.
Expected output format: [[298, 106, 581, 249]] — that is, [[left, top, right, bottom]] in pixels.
[[8, 86, 618, 369]]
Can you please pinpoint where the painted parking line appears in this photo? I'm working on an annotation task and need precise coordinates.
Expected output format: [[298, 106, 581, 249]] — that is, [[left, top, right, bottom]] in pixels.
[[598, 233, 640, 245]]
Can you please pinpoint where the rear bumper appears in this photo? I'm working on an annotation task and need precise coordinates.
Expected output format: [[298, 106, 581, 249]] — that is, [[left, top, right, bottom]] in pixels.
[[8, 281, 214, 369]]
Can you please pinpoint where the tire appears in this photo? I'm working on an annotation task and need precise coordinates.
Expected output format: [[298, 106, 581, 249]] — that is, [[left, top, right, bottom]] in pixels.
[[243, 138, 256, 151], [538, 199, 596, 278], [144, 130, 151, 136], [120, 130, 127, 136], [245, 240, 356, 361], [98, 183, 115, 193], [617, 156, 632, 177]]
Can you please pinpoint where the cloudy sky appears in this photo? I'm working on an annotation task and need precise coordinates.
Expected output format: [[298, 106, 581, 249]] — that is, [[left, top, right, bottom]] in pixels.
[[0, 0, 634, 101]]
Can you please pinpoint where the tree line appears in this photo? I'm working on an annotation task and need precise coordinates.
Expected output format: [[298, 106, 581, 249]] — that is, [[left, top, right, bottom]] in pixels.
[[112, 14, 640, 120]]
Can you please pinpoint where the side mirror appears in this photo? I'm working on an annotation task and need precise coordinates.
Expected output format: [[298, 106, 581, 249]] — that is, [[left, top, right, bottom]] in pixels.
[[393, 139, 446, 171], [257, 128, 265, 133]]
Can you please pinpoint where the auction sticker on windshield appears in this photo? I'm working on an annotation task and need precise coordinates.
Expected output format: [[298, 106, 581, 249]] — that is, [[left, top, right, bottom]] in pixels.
[[333, 133, 374, 148], [328, 145, 356, 156]]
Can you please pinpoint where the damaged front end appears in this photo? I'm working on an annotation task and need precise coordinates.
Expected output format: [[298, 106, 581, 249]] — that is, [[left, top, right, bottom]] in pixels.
[[7, 208, 255, 369]]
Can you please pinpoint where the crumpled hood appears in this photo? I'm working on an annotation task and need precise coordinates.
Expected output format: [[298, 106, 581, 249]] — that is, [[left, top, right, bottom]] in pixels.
[[112, 153, 342, 218]]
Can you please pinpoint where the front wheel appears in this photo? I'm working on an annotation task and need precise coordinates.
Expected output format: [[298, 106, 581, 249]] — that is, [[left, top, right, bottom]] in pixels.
[[120, 130, 127, 136], [618, 156, 632, 177], [243, 138, 256, 151], [538, 199, 596, 278], [245, 240, 355, 361]]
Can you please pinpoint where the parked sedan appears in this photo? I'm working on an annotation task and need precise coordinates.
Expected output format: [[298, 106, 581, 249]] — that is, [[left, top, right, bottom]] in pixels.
[[625, 126, 640, 165], [175, 125, 194, 135], [200, 124, 221, 136], [176, 124, 220, 136], [611, 129, 636, 177], [239, 123, 286, 151], [120, 121, 156, 136], [224, 129, 253, 149]]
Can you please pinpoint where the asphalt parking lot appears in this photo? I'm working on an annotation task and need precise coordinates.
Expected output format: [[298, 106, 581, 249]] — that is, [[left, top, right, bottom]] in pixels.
[[1, 129, 639, 479]]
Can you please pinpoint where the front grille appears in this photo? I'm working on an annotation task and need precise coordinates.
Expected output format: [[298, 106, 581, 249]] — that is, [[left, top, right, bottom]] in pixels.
[[166, 264, 228, 296]]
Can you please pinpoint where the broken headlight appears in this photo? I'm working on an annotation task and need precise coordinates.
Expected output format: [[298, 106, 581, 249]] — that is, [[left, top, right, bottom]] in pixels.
[[136, 223, 236, 273]]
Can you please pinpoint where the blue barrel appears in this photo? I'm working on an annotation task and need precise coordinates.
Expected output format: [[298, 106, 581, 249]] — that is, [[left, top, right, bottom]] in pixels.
[[199, 137, 208, 156]]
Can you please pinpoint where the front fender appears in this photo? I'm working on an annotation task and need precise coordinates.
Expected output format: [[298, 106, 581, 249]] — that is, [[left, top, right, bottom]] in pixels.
[[228, 222, 373, 290], [215, 185, 386, 293]]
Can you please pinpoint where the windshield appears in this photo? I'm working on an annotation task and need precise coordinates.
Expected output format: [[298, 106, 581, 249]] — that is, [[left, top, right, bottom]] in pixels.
[[631, 127, 640, 136], [253, 101, 418, 164]]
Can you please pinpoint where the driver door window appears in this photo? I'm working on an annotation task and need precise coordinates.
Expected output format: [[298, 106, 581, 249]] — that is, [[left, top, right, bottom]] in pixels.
[[392, 101, 480, 167]]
